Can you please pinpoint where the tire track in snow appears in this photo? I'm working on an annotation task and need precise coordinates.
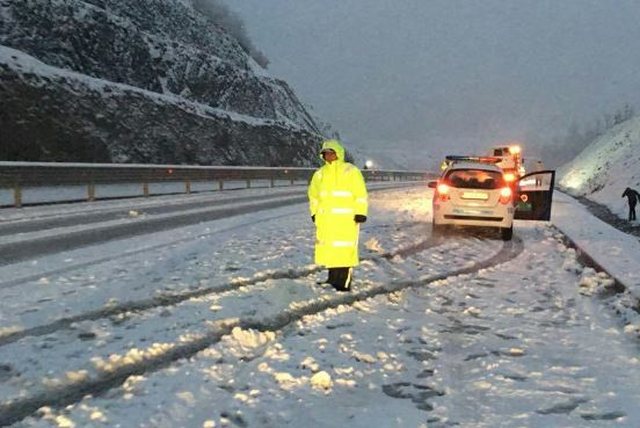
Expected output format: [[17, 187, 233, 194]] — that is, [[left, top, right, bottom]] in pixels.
[[0, 211, 299, 290], [0, 195, 310, 266], [0, 185, 419, 286], [0, 221, 430, 347], [0, 189, 306, 237], [0, 237, 523, 426]]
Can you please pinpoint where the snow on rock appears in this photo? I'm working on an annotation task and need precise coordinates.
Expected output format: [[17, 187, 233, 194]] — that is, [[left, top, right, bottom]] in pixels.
[[0, 0, 323, 164]]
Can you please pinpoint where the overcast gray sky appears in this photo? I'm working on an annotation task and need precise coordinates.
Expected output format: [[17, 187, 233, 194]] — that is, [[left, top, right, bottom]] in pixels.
[[229, 0, 640, 164]]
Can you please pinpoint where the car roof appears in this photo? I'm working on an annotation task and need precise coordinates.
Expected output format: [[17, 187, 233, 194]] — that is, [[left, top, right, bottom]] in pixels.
[[446, 161, 503, 173]]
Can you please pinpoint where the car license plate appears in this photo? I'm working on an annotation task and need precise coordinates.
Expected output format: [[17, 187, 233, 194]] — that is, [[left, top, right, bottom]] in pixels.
[[453, 208, 494, 215], [461, 191, 488, 200]]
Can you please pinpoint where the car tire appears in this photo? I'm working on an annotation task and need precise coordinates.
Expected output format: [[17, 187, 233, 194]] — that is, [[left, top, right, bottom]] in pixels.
[[500, 225, 513, 241]]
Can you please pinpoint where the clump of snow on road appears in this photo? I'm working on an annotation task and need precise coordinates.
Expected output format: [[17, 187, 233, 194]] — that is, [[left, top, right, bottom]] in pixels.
[[221, 327, 276, 358], [309, 371, 333, 391], [91, 343, 176, 373], [578, 268, 616, 295], [0, 325, 22, 338], [364, 237, 385, 253]]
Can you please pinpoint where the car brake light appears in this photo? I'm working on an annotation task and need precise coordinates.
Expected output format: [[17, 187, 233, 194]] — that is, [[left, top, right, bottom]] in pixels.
[[499, 186, 512, 204], [504, 172, 516, 182], [436, 183, 450, 201]]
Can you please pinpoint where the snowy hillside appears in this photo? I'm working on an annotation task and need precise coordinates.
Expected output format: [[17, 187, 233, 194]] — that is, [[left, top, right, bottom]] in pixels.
[[558, 115, 640, 221], [0, 0, 323, 165]]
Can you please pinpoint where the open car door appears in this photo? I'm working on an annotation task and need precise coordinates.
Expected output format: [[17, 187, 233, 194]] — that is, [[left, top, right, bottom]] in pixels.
[[514, 170, 555, 220]]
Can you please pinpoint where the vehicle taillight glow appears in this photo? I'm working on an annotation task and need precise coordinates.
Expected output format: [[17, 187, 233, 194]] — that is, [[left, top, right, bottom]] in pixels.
[[504, 172, 516, 182], [499, 186, 512, 204], [436, 183, 450, 201]]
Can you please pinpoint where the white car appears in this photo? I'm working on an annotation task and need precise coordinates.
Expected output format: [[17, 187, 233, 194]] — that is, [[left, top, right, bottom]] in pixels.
[[429, 161, 556, 241]]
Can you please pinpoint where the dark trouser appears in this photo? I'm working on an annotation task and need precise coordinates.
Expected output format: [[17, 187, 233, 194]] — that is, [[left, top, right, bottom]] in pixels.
[[328, 267, 353, 291], [630, 202, 637, 221]]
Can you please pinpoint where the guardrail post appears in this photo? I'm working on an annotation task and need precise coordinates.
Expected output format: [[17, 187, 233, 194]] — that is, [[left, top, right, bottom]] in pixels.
[[246, 179, 251, 189], [270, 177, 275, 188], [14, 185, 22, 208], [185, 180, 191, 194], [218, 180, 224, 191], [87, 183, 96, 202], [143, 182, 150, 197], [290, 178, 294, 186]]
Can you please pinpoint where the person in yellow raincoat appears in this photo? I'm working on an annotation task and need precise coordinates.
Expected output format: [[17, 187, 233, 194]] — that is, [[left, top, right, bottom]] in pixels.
[[308, 139, 368, 291]]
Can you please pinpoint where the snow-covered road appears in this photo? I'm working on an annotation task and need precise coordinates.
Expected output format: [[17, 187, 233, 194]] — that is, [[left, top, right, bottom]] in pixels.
[[0, 185, 639, 427]]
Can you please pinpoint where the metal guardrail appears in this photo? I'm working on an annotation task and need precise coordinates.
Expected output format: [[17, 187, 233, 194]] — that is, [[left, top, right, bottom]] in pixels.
[[0, 162, 431, 207]]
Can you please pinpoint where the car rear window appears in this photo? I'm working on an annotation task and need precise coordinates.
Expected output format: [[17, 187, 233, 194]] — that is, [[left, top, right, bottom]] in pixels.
[[445, 169, 505, 189]]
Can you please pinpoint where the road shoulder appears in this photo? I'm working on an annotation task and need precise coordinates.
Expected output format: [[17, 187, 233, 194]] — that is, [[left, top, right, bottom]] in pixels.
[[551, 191, 640, 299]]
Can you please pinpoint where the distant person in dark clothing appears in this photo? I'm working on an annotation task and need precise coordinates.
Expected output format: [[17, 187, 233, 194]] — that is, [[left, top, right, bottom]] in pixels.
[[622, 187, 640, 221]]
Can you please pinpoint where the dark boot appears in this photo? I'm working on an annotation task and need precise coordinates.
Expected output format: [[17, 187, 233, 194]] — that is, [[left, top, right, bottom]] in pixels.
[[332, 267, 353, 292], [328, 268, 337, 285], [317, 269, 336, 285]]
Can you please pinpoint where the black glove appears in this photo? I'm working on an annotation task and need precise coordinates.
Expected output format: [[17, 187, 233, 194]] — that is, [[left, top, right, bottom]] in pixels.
[[354, 214, 367, 223], [311, 215, 315, 223]]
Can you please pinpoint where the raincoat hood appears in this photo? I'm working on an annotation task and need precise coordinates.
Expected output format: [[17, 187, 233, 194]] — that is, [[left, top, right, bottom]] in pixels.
[[320, 139, 345, 162]]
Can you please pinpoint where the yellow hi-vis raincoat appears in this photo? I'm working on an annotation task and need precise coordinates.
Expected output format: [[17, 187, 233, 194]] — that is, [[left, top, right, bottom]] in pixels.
[[308, 140, 368, 268]]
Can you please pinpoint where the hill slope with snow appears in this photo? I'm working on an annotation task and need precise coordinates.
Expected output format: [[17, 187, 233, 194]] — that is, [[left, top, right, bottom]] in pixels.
[[558, 115, 640, 221], [0, 0, 322, 165]]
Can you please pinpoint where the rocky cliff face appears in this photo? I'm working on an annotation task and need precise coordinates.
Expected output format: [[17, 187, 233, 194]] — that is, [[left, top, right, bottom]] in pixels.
[[0, 0, 323, 165]]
